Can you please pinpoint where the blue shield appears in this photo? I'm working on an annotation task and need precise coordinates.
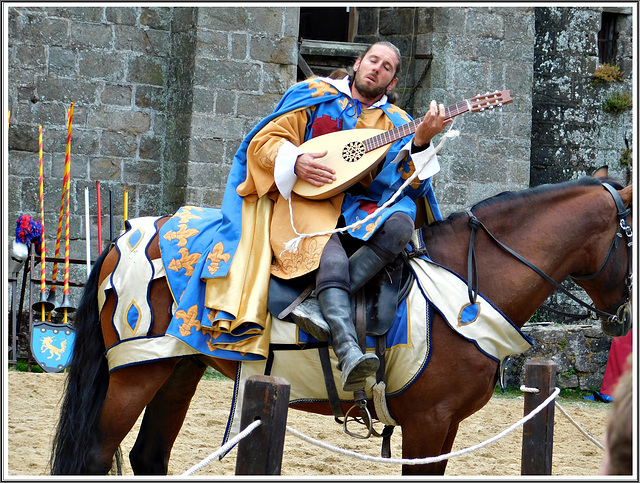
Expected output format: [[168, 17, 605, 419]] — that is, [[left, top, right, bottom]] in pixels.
[[30, 322, 76, 373]]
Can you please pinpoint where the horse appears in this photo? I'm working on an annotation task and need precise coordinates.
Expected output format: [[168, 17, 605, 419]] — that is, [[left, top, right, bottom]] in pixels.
[[50, 175, 632, 476]]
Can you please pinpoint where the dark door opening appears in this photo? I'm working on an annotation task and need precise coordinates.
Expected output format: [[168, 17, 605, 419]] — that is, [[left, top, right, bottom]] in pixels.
[[299, 7, 350, 42]]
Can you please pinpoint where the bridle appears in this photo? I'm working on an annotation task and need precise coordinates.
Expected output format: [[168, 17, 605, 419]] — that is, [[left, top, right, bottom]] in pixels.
[[465, 182, 633, 327]]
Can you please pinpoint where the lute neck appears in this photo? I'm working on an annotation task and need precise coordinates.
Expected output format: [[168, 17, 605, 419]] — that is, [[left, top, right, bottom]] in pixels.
[[364, 100, 469, 152]]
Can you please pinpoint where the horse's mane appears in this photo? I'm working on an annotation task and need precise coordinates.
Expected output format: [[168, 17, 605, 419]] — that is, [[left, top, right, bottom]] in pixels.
[[440, 176, 625, 224]]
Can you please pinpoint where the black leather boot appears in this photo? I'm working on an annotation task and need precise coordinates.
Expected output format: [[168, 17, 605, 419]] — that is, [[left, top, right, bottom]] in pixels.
[[317, 287, 379, 391], [348, 245, 389, 295]]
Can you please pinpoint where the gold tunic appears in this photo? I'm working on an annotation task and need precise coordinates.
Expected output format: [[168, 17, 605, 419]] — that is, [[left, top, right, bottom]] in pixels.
[[237, 106, 400, 279]]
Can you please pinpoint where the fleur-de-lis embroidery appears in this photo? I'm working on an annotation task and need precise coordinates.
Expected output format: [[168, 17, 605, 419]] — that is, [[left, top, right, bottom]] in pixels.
[[338, 98, 349, 111], [175, 305, 200, 336], [163, 223, 200, 247], [175, 206, 204, 225], [167, 247, 200, 276], [206, 242, 231, 275], [384, 105, 411, 123], [363, 216, 383, 238], [307, 78, 339, 98], [398, 159, 422, 189]]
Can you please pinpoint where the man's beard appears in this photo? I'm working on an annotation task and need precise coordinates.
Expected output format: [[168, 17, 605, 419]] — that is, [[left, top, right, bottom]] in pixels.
[[352, 71, 391, 100]]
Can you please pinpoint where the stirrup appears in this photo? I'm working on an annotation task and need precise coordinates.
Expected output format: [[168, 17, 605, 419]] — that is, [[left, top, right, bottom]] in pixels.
[[344, 390, 374, 439]]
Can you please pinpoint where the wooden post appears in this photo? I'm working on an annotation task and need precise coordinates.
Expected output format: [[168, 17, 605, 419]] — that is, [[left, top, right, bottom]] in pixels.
[[235, 375, 290, 476], [521, 359, 557, 475]]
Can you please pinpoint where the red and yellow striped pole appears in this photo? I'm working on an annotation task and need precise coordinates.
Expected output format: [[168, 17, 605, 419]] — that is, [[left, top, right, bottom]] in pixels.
[[47, 108, 72, 313], [61, 103, 74, 323], [38, 126, 47, 320], [34, 126, 55, 318]]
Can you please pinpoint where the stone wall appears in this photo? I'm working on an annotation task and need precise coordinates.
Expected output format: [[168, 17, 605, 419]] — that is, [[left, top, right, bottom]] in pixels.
[[6, 6, 633, 335], [531, 6, 634, 186], [353, 7, 535, 216], [503, 322, 612, 391]]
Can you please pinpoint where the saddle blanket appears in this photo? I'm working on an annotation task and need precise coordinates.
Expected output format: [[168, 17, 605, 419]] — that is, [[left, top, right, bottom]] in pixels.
[[224, 256, 533, 440], [97, 217, 533, 442]]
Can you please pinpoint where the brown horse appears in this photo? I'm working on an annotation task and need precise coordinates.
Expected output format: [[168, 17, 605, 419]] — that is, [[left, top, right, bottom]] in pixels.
[[50, 176, 632, 476]]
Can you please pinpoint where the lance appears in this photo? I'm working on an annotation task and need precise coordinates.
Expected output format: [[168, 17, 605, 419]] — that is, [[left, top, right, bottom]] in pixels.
[[124, 189, 128, 228], [33, 125, 54, 317], [85, 187, 91, 277], [96, 181, 103, 253], [47, 108, 72, 313], [109, 189, 114, 242], [55, 103, 76, 321]]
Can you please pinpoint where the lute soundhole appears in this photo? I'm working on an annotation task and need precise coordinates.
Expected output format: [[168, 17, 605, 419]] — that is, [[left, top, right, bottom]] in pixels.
[[342, 141, 365, 162]]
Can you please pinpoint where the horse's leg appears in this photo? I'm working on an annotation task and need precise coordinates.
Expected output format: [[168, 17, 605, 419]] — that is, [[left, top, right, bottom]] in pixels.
[[129, 357, 207, 475], [389, 315, 497, 475], [90, 359, 180, 474]]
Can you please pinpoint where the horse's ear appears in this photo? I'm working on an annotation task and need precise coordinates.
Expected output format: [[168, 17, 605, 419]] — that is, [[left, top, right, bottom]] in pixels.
[[593, 165, 609, 178], [620, 185, 633, 208]]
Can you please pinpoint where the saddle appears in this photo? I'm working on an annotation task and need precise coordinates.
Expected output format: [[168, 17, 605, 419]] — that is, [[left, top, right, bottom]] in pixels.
[[268, 253, 414, 337], [267, 252, 414, 456]]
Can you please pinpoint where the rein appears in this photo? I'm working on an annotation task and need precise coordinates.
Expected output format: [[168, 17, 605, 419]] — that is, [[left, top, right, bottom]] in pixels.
[[465, 182, 633, 327]]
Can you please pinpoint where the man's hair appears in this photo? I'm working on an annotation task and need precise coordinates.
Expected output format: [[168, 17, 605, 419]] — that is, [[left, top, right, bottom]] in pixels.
[[605, 358, 633, 475], [360, 41, 402, 78]]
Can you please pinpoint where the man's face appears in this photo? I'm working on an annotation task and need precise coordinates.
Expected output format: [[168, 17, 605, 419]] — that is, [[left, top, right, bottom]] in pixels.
[[352, 44, 399, 101]]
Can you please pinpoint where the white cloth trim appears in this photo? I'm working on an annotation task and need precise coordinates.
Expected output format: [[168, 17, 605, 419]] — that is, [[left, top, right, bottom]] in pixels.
[[392, 141, 441, 181], [274, 140, 303, 200]]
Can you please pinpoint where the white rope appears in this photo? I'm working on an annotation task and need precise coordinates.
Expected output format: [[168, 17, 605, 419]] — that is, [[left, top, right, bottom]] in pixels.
[[285, 387, 560, 466], [281, 125, 460, 255], [522, 385, 604, 449], [555, 401, 604, 450], [520, 384, 540, 393], [181, 419, 262, 476]]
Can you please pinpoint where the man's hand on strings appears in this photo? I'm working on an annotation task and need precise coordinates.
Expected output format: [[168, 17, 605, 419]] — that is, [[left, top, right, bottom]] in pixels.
[[294, 151, 336, 186], [413, 100, 452, 149]]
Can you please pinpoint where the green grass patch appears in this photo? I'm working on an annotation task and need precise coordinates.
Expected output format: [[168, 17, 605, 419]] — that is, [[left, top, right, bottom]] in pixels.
[[201, 367, 230, 382], [494, 384, 602, 401], [8, 359, 44, 373]]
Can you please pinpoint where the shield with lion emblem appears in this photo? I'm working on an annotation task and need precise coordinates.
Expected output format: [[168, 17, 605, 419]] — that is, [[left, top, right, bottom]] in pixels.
[[30, 322, 76, 373]]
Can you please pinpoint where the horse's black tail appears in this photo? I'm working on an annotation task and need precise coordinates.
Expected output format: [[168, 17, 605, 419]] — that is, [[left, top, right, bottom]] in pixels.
[[49, 245, 123, 474]]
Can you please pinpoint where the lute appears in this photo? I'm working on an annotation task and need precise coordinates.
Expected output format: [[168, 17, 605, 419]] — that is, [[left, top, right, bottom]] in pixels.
[[292, 90, 512, 200]]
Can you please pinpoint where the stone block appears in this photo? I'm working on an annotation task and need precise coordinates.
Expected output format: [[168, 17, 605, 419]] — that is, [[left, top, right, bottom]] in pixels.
[[101, 131, 137, 157], [246, 7, 285, 35], [135, 85, 167, 111], [87, 108, 151, 134], [189, 137, 225, 164], [123, 159, 163, 184], [231, 33, 248, 60], [580, 372, 604, 391], [13, 15, 70, 47], [196, 30, 230, 59], [78, 50, 125, 82], [36, 75, 100, 104], [139, 135, 164, 160], [102, 84, 133, 107], [465, 10, 505, 39], [237, 93, 280, 119], [379, 7, 413, 35], [70, 22, 113, 49], [249, 35, 296, 65], [140, 7, 172, 31], [557, 372, 579, 388], [128, 55, 166, 86], [172, 7, 197, 33], [89, 157, 123, 181], [105, 7, 137, 26], [194, 58, 260, 92], [198, 7, 250, 30]]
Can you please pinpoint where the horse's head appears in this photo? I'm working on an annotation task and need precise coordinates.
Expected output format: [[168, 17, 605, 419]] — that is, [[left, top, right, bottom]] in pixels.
[[571, 180, 633, 337]]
